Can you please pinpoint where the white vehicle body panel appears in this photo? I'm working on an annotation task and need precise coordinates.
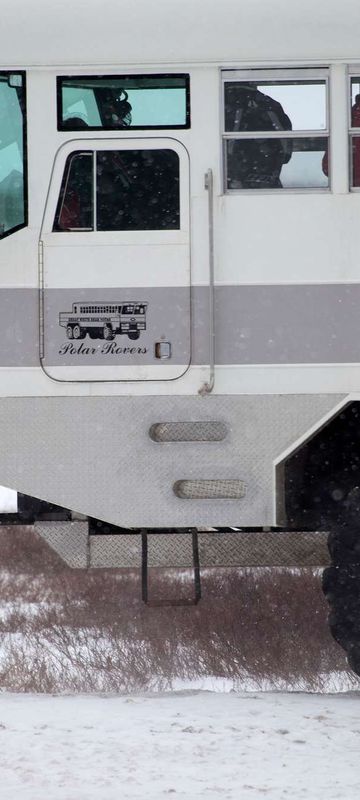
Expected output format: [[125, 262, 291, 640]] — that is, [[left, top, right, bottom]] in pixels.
[[0, 0, 358, 525]]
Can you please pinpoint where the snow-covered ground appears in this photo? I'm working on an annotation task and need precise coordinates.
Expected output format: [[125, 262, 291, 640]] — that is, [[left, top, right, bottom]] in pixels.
[[0, 528, 357, 796], [0, 689, 359, 799]]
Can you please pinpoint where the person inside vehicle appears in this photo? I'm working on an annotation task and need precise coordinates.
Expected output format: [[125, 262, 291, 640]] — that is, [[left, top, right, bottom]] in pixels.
[[226, 83, 293, 189], [97, 88, 132, 128], [322, 93, 360, 186]]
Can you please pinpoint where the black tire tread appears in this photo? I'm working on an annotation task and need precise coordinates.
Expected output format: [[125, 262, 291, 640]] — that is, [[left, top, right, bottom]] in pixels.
[[323, 528, 360, 677]]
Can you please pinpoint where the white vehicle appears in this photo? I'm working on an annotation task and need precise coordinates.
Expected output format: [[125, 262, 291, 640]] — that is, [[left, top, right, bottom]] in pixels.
[[1, 0, 360, 667]]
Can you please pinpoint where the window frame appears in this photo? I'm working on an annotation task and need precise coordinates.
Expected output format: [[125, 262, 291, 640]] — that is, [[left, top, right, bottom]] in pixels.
[[0, 70, 28, 239], [57, 73, 190, 131], [221, 67, 330, 194]]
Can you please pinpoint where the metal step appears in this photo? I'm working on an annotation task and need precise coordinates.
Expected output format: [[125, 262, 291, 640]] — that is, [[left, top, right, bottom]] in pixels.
[[34, 521, 330, 569]]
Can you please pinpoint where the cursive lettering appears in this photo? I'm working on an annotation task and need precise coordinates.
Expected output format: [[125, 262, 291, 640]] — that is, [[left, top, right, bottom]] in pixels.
[[58, 341, 148, 356]]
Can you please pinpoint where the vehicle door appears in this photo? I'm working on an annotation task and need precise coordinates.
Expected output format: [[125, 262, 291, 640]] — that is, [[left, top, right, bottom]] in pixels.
[[40, 138, 190, 381]]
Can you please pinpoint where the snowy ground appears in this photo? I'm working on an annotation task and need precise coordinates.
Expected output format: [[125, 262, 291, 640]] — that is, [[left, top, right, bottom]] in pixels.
[[0, 528, 358, 796], [0, 689, 359, 799]]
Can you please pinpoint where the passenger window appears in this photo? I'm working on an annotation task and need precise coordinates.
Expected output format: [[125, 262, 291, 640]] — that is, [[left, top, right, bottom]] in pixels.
[[349, 77, 360, 188], [58, 75, 190, 130], [53, 149, 180, 232], [0, 73, 27, 237], [223, 72, 329, 191]]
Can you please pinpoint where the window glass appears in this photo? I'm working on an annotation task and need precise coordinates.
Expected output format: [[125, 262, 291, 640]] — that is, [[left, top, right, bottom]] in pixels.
[[350, 78, 360, 120], [225, 81, 327, 132], [53, 152, 93, 231], [351, 136, 360, 188], [54, 149, 180, 231], [122, 304, 145, 315], [349, 80, 360, 188], [226, 137, 328, 190], [96, 150, 180, 231], [58, 75, 189, 130], [0, 73, 27, 237], [223, 75, 329, 191]]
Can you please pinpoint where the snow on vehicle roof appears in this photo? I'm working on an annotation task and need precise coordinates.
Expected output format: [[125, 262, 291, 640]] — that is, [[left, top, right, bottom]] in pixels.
[[1, 0, 360, 68]]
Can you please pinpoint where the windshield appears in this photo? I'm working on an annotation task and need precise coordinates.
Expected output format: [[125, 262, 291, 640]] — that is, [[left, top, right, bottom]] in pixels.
[[122, 304, 145, 315]]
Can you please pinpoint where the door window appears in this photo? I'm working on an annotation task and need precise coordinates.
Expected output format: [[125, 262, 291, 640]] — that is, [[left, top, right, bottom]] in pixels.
[[53, 149, 180, 232], [54, 152, 93, 231]]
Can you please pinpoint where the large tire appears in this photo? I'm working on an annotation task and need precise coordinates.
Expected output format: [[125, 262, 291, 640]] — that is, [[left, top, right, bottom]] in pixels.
[[103, 324, 114, 341], [327, 527, 360, 564], [73, 324, 82, 340], [128, 331, 140, 341], [348, 642, 360, 674], [66, 325, 74, 340], [323, 528, 360, 676]]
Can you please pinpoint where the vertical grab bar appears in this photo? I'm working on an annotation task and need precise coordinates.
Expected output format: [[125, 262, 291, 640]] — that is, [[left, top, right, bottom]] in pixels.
[[199, 169, 215, 395]]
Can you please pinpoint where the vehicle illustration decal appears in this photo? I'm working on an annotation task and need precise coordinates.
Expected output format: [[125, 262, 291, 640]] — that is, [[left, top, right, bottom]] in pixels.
[[59, 301, 147, 342]]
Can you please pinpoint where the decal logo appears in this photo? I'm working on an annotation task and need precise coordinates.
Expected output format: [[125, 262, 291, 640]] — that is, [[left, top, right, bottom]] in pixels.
[[59, 301, 147, 342]]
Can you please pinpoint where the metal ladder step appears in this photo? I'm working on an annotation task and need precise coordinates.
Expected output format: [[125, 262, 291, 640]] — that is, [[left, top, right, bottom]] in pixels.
[[141, 530, 201, 606]]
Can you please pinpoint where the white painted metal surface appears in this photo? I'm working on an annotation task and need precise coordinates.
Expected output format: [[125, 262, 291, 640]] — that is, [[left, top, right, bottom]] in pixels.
[[0, 62, 359, 395], [0, 0, 359, 525], [1, 0, 360, 67]]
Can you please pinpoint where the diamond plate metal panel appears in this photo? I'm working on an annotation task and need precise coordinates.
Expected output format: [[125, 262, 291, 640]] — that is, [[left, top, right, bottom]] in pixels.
[[147, 534, 194, 567], [174, 479, 246, 499], [197, 532, 330, 567], [0, 394, 344, 527], [149, 421, 227, 442], [86, 531, 330, 568], [90, 534, 141, 568], [35, 521, 89, 568]]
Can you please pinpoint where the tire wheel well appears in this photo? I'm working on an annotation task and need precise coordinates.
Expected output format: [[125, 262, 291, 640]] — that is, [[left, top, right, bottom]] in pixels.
[[284, 402, 360, 529]]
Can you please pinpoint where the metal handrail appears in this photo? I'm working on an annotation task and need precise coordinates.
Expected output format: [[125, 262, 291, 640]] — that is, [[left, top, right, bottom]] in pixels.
[[199, 168, 215, 395]]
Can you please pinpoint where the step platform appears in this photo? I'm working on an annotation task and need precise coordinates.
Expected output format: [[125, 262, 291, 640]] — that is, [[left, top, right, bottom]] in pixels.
[[34, 521, 330, 570]]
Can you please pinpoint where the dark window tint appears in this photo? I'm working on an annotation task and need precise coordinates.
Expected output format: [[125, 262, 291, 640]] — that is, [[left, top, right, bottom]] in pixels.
[[351, 136, 360, 187], [54, 149, 180, 232], [58, 74, 190, 130], [53, 152, 93, 231], [0, 73, 27, 238], [96, 150, 180, 231], [122, 304, 146, 315]]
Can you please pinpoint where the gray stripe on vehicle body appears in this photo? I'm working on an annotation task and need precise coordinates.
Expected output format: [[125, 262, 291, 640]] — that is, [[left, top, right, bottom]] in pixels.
[[1, 284, 360, 368], [42, 286, 191, 369], [198, 284, 360, 366], [0, 289, 39, 367]]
